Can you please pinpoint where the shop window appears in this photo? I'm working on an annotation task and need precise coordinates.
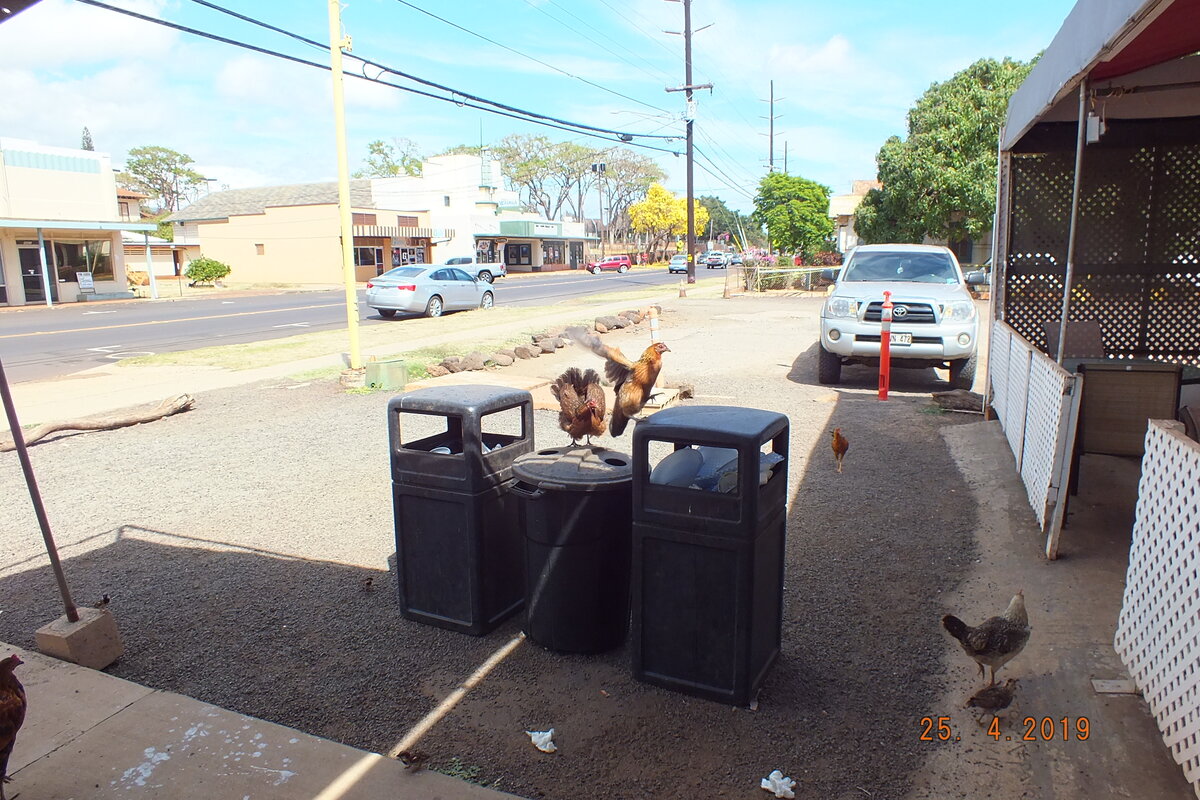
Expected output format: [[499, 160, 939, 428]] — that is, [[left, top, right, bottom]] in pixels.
[[353, 212, 377, 226], [255, 243, 265, 255], [53, 239, 113, 282], [354, 246, 383, 267], [542, 242, 563, 263]]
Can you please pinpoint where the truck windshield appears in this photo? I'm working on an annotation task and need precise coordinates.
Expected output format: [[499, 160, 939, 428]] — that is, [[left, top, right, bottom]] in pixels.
[[841, 252, 959, 284]]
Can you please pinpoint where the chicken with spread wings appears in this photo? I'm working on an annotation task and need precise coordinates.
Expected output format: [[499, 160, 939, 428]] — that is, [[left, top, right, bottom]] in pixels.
[[551, 367, 606, 445], [567, 329, 669, 437]]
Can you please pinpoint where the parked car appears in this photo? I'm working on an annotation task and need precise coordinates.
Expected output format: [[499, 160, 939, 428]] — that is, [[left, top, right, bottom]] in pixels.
[[443, 256, 506, 283], [366, 264, 495, 318], [668, 254, 689, 274], [586, 254, 632, 274], [730, 253, 743, 265], [817, 243, 986, 389], [705, 251, 728, 268]]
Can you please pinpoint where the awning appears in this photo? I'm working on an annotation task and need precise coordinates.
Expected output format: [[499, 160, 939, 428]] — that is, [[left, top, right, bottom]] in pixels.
[[1002, 0, 1200, 150], [474, 233, 599, 242], [0, 218, 157, 232]]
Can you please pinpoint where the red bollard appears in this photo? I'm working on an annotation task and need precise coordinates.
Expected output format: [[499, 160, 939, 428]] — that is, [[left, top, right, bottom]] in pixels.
[[879, 290, 892, 401]]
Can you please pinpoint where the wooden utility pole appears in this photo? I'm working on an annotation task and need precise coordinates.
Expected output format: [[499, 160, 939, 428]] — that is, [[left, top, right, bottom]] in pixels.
[[665, 0, 712, 285]]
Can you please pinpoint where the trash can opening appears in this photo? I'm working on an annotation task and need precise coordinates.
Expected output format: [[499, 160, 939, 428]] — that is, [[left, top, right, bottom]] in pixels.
[[396, 410, 464, 455], [480, 405, 526, 454]]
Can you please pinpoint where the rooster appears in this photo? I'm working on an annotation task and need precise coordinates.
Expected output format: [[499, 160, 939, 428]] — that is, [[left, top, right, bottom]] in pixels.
[[0, 654, 26, 800], [831, 428, 849, 473], [568, 329, 670, 437], [943, 591, 1030, 686], [551, 367, 606, 445]]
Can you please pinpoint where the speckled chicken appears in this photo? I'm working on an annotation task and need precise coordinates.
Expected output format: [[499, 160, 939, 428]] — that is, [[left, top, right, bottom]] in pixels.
[[943, 590, 1030, 686], [0, 654, 27, 800], [568, 329, 669, 437]]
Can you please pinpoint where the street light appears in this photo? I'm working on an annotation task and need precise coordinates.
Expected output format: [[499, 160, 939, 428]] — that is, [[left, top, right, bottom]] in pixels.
[[591, 162, 606, 257]]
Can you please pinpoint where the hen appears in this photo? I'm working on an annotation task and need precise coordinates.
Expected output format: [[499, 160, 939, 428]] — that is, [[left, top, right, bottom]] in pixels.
[[551, 367, 606, 445], [943, 591, 1030, 686], [831, 428, 849, 473], [568, 330, 670, 437], [0, 654, 26, 800]]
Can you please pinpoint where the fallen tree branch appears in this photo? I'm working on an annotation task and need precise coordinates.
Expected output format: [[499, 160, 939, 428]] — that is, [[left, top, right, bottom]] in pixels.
[[0, 394, 196, 452]]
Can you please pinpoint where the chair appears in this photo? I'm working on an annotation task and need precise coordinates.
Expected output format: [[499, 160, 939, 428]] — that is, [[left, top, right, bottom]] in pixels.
[[1044, 320, 1106, 358]]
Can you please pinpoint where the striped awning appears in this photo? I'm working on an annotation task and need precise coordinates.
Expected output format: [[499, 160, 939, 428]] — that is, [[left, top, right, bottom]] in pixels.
[[353, 225, 454, 239]]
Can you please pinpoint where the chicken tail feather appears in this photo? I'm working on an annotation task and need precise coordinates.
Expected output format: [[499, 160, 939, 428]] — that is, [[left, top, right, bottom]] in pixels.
[[610, 407, 629, 437], [942, 614, 970, 643]]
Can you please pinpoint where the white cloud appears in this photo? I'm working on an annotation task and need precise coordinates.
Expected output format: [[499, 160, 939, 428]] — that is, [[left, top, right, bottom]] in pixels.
[[0, 0, 176, 69]]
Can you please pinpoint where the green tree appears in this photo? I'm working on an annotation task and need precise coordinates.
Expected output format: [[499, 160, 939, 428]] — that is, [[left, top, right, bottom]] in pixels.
[[118, 146, 207, 212], [431, 144, 484, 157], [492, 134, 599, 221], [354, 138, 423, 178], [752, 172, 834, 259], [600, 150, 665, 241], [81, 127, 94, 151], [698, 195, 761, 248], [629, 184, 709, 259], [862, 57, 1035, 245]]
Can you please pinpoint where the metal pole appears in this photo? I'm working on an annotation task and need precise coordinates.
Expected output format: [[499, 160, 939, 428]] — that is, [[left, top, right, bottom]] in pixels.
[[36, 228, 53, 308], [768, 80, 775, 173], [329, 0, 362, 369], [683, 0, 696, 285], [1056, 80, 1088, 365], [879, 290, 893, 401], [143, 232, 159, 300], [0, 356, 79, 622]]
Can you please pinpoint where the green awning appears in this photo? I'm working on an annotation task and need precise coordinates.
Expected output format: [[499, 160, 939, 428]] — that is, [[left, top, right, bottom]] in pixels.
[[0, 218, 157, 232]]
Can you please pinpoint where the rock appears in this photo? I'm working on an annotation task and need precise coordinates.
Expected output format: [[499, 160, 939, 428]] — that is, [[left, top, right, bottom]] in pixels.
[[546, 325, 566, 338], [597, 315, 622, 330], [675, 383, 695, 399], [609, 316, 631, 329], [548, 337, 566, 349], [531, 332, 550, 343], [498, 348, 517, 359], [462, 351, 488, 371], [514, 344, 539, 359], [564, 325, 588, 341], [492, 353, 515, 367], [441, 356, 465, 373], [620, 309, 644, 323], [594, 321, 609, 333], [425, 364, 450, 378], [539, 340, 558, 354]]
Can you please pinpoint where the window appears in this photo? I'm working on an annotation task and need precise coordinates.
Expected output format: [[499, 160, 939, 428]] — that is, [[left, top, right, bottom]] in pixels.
[[118, 201, 132, 220], [352, 212, 377, 226], [0, 249, 6, 304], [354, 246, 383, 267], [397, 215, 418, 227], [255, 243, 265, 255], [443, 195, 451, 207], [542, 242, 564, 264], [450, 268, 473, 282], [53, 239, 113, 282]]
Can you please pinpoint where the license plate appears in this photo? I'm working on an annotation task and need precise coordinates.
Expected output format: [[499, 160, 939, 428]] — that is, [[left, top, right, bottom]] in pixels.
[[890, 332, 913, 345]]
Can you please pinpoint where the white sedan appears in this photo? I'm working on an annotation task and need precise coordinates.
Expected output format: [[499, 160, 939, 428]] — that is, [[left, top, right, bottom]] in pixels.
[[366, 265, 495, 318]]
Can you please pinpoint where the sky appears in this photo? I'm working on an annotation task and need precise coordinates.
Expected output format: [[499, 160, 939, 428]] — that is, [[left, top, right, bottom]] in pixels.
[[0, 0, 1080, 215]]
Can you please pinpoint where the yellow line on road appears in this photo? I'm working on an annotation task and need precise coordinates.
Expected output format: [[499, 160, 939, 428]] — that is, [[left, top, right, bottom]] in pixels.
[[0, 303, 343, 339]]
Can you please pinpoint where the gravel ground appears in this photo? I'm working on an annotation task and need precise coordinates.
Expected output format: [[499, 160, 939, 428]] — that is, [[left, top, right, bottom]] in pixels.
[[1, 295, 982, 799]]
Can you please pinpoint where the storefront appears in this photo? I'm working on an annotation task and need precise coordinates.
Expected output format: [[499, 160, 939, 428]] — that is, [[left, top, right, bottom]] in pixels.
[[352, 223, 451, 278], [483, 220, 594, 273]]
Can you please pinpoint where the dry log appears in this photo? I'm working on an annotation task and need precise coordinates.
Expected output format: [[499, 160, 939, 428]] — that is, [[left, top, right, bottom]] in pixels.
[[1, 394, 196, 452]]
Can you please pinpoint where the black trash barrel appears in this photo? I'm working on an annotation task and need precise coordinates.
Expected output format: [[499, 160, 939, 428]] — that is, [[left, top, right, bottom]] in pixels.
[[388, 385, 534, 636], [631, 406, 789, 706], [512, 445, 633, 654]]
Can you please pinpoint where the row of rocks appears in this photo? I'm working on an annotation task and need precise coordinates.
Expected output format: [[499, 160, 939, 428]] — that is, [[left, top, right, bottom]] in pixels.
[[421, 307, 658, 379]]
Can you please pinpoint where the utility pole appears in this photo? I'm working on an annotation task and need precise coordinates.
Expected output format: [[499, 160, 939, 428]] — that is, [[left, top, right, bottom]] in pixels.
[[665, 0, 712, 285], [591, 161, 606, 257], [783, 141, 788, 175], [328, 0, 362, 370], [760, 80, 783, 173]]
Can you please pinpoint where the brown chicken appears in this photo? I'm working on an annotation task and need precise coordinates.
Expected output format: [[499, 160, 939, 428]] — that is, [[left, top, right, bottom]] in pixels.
[[568, 329, 670, 437], [966, 678, 1018, 721], [943, 591, 1031, 686], [0, 654, 26, 800], [831, 428, 849, 473], [551, 367, 607, 444]]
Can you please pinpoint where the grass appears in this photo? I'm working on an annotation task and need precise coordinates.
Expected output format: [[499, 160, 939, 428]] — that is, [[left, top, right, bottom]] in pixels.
[[432, 757, 502, 788]]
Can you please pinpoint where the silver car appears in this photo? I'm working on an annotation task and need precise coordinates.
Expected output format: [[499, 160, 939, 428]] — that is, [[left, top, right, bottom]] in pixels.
[[366, 264, 495, 318]]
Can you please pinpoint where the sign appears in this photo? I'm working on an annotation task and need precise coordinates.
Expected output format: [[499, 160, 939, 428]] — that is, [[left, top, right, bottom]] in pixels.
[[533, 222, 558, 235], [76, 272, 96, 293]]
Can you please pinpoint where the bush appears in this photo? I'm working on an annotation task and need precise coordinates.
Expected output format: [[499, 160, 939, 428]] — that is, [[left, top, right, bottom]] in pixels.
[[184, 256, 231, 284], [813, 251, 843, 266]]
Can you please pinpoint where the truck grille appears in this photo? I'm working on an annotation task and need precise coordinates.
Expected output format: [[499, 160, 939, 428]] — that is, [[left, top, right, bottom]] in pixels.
[[864, 302, 936, 323]]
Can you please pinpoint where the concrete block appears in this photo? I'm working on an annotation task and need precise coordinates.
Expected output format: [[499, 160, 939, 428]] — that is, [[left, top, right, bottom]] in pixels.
[[35, 607, 123, 669]]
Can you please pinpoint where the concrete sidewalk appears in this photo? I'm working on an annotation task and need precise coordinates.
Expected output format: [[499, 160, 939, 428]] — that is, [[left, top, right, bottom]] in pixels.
[[4, 643, 516, 799]]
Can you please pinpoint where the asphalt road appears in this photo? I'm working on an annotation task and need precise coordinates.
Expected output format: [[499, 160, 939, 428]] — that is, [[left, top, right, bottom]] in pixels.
[[0, 267, 697, 382]]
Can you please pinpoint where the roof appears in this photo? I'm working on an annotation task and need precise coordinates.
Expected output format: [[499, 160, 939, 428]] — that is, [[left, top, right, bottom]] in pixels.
[[1003, 0, 1200, 150], [167, 180, 373, 222], [121, 231, 174, 245]]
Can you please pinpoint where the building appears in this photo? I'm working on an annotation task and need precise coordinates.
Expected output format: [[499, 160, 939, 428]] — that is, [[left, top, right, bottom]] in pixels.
[[166, 154, 592, 284], [827, 179, 880, 253], [0, 138, 155, 306]]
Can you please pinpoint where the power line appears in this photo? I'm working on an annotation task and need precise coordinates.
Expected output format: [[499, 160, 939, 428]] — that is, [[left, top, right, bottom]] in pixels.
[[393, 0, 670, 114], [693, 145, 756, 201], [76, 0, 683, 156], [182, 0, 677, 142]]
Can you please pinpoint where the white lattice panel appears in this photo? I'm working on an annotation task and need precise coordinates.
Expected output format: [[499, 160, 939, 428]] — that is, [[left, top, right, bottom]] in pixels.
[[1115, 421, 1200, 798], [1020, 354, 1072, 529], [990, 321, 1012, 428], [1005, 335, 1032, 466]]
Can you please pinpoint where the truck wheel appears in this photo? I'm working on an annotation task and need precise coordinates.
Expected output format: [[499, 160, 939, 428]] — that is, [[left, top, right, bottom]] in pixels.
[[818, 346, 842, 384], [477, 270, 494, 283], [949, 353, 977, 390]]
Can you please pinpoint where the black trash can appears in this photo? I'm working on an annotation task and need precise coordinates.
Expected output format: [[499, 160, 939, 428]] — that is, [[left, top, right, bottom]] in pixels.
[[630, 406, 789, 706], [512, 445, 633, 653], [388, 385, 534, 636]]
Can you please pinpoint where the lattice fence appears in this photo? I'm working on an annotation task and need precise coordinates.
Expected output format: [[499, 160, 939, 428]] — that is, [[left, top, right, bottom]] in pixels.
[[1002, 144, 1200, 365], [990, 321, 1011, 428], [1020, 355, 1073, 529], [1005, 333, 1032, 466], [1115, 420, 1200, 798]]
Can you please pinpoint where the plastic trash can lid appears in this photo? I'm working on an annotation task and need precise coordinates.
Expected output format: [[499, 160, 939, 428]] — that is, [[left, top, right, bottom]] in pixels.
[[513, 445, 632, 491]]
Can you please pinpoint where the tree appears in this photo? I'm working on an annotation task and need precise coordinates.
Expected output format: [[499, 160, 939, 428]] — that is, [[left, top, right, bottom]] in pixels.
[[603, 151, 665, 241], [629, 184, 710, 260], [353, 138, 423, 178], [752, 172, 834, 259], [431, 144, 484, 157], [118, 146, 207, 212], [81, 127, 94, 151], [862, 57, 1035, 245], [492, 134, 598, 221]]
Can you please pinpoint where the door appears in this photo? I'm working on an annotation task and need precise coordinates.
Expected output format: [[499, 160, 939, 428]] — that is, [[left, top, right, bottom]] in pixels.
[[447, 268, 477, 308], [18, 242, 56, 303]]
